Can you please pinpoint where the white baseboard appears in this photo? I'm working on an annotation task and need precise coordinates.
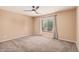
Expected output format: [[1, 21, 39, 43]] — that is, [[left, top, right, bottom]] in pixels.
[[33, 34, 76, 43], [33, 34, 42, 36], [59, 38, 76, 43], [75, 41, 79, 51], [0, 34, 33, 43]]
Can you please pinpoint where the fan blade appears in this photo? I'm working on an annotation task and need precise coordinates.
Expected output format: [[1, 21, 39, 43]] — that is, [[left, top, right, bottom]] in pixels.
[[24, 10, 32, 11], [34, 10, 39, 14], [32, 6, 35, 8], [36, 6, 39, 10]]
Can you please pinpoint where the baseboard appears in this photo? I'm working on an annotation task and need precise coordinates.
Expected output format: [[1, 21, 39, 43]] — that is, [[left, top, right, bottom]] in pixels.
[[0, 34, 76, 44], [0, 34, 33, 43], [59, 38, 76, 43], [33, 34, 42, 36], [75, 41, 79, 51], [32, 34, 76, 43]]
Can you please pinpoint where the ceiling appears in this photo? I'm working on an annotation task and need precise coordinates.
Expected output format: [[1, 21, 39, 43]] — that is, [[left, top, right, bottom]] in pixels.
[[0, 6, 75, 17]]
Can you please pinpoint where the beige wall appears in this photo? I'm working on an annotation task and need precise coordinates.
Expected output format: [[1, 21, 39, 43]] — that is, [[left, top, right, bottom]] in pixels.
[[56, 9, 76, 42], [0, 8, 76, 43], [77, 7, 79, 50], [34, 17, 40, 34], [0, 9, 34, 42], [34, 9, 76, 42]]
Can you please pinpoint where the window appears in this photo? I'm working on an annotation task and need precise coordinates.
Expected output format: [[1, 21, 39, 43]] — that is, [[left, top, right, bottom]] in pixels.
[[41, 15, 55, 32]]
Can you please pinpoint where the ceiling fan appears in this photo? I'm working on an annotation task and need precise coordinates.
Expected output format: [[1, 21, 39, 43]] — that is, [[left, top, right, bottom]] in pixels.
[[24, 6, 39, 14]]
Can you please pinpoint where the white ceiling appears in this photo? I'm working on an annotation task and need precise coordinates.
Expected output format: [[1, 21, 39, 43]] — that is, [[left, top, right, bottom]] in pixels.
[[0, 6, 75, 17]]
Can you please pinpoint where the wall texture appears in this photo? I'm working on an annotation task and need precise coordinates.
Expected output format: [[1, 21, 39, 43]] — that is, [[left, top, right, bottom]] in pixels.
[[0, 9, 34, 42], [34, 9, 76, 42]]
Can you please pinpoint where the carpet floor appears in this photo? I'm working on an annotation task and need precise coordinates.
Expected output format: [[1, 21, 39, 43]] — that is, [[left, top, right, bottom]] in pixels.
[[0, 35, 78, 52]]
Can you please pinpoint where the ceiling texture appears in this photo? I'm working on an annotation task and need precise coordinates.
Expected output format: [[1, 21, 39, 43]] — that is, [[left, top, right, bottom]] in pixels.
[[0, 6, 75, 17]]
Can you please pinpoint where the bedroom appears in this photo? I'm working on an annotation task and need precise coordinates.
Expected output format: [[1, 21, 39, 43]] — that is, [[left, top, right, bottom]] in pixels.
[[0, 6, 78, 52]]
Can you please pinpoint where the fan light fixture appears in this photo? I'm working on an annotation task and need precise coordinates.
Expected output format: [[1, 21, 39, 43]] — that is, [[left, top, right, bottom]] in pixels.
[[24, 6, 39, 14]]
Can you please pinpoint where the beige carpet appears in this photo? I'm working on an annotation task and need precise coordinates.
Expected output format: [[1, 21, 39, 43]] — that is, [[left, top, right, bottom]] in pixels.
[[0, 35, 78, 52]]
